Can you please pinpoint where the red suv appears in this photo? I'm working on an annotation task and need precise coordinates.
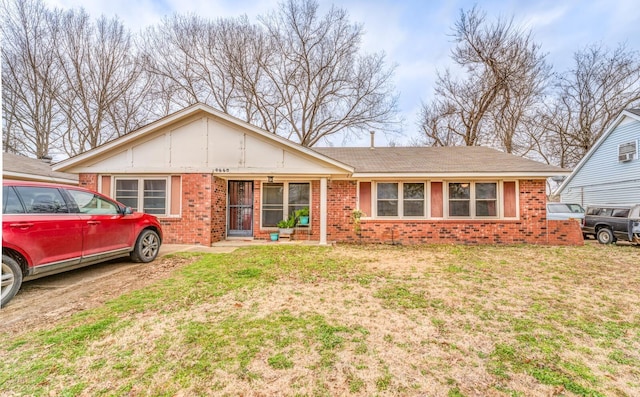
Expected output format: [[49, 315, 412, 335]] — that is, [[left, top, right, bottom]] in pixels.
[[2, 180, 163, 307]]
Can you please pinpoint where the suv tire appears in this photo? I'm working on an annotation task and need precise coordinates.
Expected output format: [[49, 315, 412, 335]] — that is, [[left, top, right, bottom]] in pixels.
[[2, 255, 23, 307], [596, 228, 615, 245], [130, 229, 161, 263]]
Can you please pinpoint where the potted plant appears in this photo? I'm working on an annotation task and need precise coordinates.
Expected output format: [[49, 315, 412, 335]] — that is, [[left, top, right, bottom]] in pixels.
[[351, 209, 365, 240], [277, 214, 297, 235], [295, 207, 310, 225]]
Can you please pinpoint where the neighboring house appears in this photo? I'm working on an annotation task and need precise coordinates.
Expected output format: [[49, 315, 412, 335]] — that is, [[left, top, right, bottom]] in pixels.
[[53, 103, 581, 246], [556, 109, 640, 205], [2, 152, 78, 185]]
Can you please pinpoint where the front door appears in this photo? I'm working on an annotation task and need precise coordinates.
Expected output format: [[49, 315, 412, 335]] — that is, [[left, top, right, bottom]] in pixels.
[[228, 181, 254, 237]]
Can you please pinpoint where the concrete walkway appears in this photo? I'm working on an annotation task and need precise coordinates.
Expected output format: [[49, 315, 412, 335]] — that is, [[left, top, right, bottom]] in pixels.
[[159, 239, 321, 256]]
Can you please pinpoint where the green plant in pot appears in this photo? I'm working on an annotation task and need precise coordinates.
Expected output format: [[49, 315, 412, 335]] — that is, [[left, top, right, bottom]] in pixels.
[[295, 207, 310, 225], [277, 214, 297, 235]]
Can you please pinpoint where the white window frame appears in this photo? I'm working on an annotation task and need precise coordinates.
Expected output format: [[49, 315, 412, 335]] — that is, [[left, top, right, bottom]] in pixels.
[[112, 176, 171, 216], [445, 181, 499, 219], [261, 181, 311, 228], [374, 182, 426, 218]]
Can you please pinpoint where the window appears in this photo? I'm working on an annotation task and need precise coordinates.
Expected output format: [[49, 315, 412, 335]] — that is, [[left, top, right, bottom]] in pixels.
[[377, 183, 398, 216], [67, 190, 119, 215], [476, 183, 497, 217], [612, 209, 630, 218], [618, 141, 637, 162], [375, 182, 425, 217], [14, 186, 69, 214], [115, 178, 168, 215], [261, 182, 310, 227], [288, 183, 310, 216], [262, 183, 284, 227], [448, 183, 470, 217], [404, 183, 425, 216], [448, 182, 498, 218], [3, 186, 25, 214]]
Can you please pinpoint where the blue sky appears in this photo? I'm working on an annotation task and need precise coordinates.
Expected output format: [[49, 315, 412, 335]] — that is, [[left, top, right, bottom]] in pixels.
[[44, 0, 640, 146]]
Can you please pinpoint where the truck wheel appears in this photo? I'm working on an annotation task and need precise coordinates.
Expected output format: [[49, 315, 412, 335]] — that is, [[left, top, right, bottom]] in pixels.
[[1, 255, 23, 307], [596, 228, 615, 245]]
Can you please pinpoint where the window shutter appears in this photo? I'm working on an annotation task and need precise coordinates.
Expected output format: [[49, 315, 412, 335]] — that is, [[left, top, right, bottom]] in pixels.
[[359, 182, 371, 216], [503, 181, 517, 217], [170, 176, 181, 215], [430, 182, 443, 217], [101, 176, 111, 196]]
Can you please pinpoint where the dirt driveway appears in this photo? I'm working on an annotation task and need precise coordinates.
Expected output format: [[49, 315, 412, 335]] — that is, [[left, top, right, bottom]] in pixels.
[[0, 244, 235, 335]]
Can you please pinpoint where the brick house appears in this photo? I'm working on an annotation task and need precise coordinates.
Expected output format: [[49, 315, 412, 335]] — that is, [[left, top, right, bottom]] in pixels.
[[53, 103, 582, 246]]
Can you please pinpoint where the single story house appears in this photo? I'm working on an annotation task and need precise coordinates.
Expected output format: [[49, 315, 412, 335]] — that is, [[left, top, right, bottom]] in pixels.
[[556, 109, 640, 205], [53, 103, 582, 246], [3, 152, 78, 185]]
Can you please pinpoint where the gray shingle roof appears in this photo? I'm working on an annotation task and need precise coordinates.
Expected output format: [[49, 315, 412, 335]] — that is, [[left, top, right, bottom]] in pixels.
[[627, 108, 640, 117], [313, 146, 567, 175], [3, 152, 78, 184]]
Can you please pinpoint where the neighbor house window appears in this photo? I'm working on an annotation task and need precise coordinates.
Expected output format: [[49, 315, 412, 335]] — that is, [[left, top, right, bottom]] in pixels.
[[115, 178, 167, 215], [448, 182, 498, 218], [376, 182, 425, 217], [262, 182, 310, 227]]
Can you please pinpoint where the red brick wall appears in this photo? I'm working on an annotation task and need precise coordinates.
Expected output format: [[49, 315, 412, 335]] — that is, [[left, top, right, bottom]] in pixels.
[[159, 174, 213, 245], [78, 174, 98, 190], [79, 174, 583, 246], [325, 179, 583, 246], [211, 177, 227, 243]]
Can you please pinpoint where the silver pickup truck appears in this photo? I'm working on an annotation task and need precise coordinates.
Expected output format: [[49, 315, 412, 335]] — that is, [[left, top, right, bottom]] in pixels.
[[583, 204, 640, 245]]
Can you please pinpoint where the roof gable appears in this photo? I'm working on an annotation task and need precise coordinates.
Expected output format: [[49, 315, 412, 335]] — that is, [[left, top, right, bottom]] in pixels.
[[53, 103, 353, 176], [556, 109, 640, 194]]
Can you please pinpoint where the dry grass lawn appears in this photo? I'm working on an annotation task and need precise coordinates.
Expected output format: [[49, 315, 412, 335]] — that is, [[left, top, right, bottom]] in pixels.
[[1, 243, 639, 396]]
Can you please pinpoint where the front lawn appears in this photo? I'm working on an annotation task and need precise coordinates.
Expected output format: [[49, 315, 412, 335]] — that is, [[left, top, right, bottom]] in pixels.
[[1, 244, 639, 396]]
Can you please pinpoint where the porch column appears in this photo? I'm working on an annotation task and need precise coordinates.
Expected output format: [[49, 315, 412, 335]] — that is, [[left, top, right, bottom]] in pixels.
[[320, 177, 328, 245]]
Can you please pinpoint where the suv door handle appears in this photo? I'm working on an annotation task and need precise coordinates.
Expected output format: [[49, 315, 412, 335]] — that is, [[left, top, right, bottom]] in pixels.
[[87, 221, 101, 225], [9, 223, 34, 229]]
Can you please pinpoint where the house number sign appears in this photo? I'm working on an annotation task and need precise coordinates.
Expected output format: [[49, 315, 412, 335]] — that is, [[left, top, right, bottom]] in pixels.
[[214, 168, 231, 173]]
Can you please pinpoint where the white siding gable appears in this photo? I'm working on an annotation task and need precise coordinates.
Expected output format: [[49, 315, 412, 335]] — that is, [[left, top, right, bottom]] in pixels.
[[63, 113, 347, 176], [561, 113, 640, 206]]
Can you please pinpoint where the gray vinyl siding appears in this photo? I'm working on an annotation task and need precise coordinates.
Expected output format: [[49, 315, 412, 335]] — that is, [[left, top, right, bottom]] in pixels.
[[561, 119, 640, 206]]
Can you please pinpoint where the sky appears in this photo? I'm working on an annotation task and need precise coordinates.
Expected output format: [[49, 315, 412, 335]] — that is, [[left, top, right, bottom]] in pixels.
[[43, 0, 640, 146]]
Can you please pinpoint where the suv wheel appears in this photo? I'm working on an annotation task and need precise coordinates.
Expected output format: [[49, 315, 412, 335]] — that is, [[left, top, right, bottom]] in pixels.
[[130, 229, 161, 263], [1, 255, 23, 307], [596, 228, 615, 245]]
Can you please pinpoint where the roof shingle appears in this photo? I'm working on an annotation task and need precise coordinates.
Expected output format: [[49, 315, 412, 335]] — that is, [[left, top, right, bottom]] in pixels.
[[313, 146, 567, 175], [3, 152, 78, 183]]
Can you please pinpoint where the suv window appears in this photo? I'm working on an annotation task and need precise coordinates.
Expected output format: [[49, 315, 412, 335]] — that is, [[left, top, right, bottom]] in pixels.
[[67, 189, 119, 215], [15, 186, 69, 214], [3, 186, 25, 214]]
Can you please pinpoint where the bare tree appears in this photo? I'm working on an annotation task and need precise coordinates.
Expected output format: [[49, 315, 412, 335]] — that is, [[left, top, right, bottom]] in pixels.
[[259, 0, 398, 146], [141, 0, 398, 146], [419, 6, 549, 154], [1, 0, 63, 158], [544, 44, 640, 167], [55, 10, 145, 156]]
